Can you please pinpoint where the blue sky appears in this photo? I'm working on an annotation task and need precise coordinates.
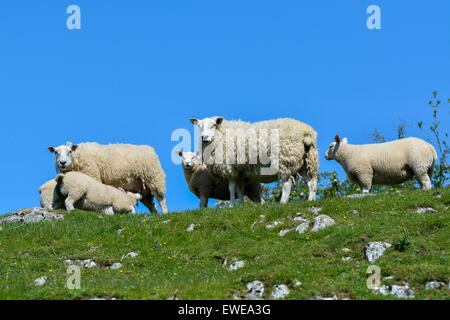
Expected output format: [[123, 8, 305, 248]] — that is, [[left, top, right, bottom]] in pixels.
[[0, 0, 449, 214]]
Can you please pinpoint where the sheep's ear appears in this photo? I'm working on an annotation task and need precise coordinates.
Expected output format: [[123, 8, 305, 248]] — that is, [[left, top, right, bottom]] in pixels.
[[176, 150, 183, 157], [195, 151, 201, 157], [213, 116, 224, 125], [334, 135, 341, 144], [71, 144, 78, 151], [342, 137, 348, 144], [190, 118, 199, 125], [48, 147, 55, 153]]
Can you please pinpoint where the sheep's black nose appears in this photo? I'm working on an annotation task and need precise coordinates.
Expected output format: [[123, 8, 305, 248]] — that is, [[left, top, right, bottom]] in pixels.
[[60, 161, 66, 165]]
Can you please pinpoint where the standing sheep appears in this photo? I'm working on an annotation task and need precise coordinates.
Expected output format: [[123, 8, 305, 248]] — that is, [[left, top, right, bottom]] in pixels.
[[48, 142, 167, 213], [324, 135, 438, 192], [190, 117, 319, 206], [176, 150, 264, 208], [55, 172, 142, 214]]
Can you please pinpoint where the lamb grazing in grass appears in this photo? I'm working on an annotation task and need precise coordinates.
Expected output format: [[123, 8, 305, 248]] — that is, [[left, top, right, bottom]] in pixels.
[[190, 117, 319, 206], [53, 172, 142, 214], [176, 150, 264, 208], [324, 135, 438, 192], [39, 179, 65, 210], [48, 142, 167, 213]]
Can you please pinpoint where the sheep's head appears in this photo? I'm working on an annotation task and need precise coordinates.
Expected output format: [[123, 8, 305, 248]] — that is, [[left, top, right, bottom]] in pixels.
[[176, 150, 200, 169], [189, 116, 224, 143], [126, 192, 142, 207], [324, 135, 348, 160], [48, 142, 78, 171]]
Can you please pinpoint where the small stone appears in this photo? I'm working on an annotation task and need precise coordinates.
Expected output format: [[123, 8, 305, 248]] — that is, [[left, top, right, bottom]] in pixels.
[[154, 241, 161, 248], [34, 276, 46, 286], [232, 294, 241, 300], [425, 281, 445, 290], [310, 295, 338, 300], [82, 260, 97, 268], [341, 257, 352, 261], [351, 210, 359, 215], [161, 219, 171, 224], [110, 263, 122, 270], [186, 223, 196, 232], [434, 194, 442, 199], [279, 229, 292, 237], [416, 207, 437, 214], [117, 228, 124, 235], [341, 248, 351, 253], [311, 215, 335, 232], [384, 276, 394, 280], [294, 280, 302, 287], [64, 259, 73, 264], [308, 207, 322, 214], [125, 252, 138, 259], [270, 284, 290, 299], [365, 242, 391, 263], [345, 193, 374, 199], [246, 281, 264, 300], [229, 261, 245, 271], [266, 221, 283, 229], [1, 207, 64, 224]]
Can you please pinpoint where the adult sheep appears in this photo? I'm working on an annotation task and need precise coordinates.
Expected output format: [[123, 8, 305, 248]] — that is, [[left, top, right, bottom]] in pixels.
[[190, 117, 319, 205], [176, 150, 264, 208], [48, 142, 167, 213], [324, 135, 437, 192]]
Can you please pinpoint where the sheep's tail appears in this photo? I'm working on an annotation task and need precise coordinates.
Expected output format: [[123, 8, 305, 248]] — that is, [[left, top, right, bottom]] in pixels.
[[55, 174, 65, 184], [302, 133, 319, 178]]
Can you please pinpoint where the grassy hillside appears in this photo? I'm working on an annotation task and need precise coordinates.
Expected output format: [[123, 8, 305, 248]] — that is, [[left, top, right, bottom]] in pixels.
[[0, 188, 448, 300]]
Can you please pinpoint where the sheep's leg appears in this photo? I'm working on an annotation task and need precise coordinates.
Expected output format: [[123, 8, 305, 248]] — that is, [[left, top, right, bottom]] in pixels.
[[236, 182, 245, 204], [103, 206, 114, 215], [155, 195, 168, 214], [280, 180, 292, 204], [64, 197, 76, 212], [199, 196, 208, 208], [228, 180, 237, 207], [141, 193, 158, 214], [417, 174, 432, 190], [306, 176, 318, 201]]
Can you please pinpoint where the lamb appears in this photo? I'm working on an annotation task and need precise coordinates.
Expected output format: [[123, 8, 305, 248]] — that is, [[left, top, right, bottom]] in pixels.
[[48, 142, 167, 213], [54, 172, 142, 214], [39, 179, 65, 210], [176, 150, 264, 208], [190, 117, 319, 206], [324, 135, 438, 192]]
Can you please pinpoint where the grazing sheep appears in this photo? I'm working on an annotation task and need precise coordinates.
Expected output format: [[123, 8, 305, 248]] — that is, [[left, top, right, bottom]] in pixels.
[[190, 117, 319, 206], [48, 142, 167, 213], [39, 179, 65, 210], [176, 150, 264, 208], [54, 172, 142, 214], [324, 135, 438, 192]]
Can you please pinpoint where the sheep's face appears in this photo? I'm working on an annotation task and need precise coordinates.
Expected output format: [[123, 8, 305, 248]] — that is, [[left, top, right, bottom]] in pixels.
[[190, 116, 224, 143], [48, 142, 78, 171], [177, 151, 200, 169], [325, 135, 347, 160]]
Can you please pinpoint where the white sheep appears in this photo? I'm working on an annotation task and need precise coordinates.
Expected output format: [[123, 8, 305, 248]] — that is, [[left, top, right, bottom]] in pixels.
[[176, 150, 264, 208], [190, 117, 319, 205], [324, 135, 438, 192], [48, 142, 167, 213], [53, 172, 142, 214]]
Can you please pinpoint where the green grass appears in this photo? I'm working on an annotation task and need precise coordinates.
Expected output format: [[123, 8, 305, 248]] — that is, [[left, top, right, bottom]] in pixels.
[[0, 188, 448, 300]]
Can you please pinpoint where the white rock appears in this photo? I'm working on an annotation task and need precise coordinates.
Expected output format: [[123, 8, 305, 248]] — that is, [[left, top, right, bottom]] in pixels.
[[246, 281, 265, 300], [186, 223, 196, 232], [364, 242, 391, 263], [425, 281, 446, 290], [229, 261, 245, 271], [308, 207, 322, 214], [372, 285, 390, 296], [266, 221, 283, 229], [310, 295, 338, 300], [416, 207, 437, 214], [311, 215, 335, 232], [295, 221, 309, 234], [279, 229, 292, 237], [117, 228, 124, 235], [294, 280, 302, 287], [384, 276, 394, 280], [345, 193, 374, 199], [341, 248, 351, 252], [161, 219, 171, 224], [110, 263, 122, 270], [82, 260, 97, 268], [270, 284, 290, 299], [34, 276, 47, 286], [391, 284, 415, 299], [64, 259, 73, 264], [341, 257, 352, 261], [125, 252, 138, 259], [1, 207, 64, 224], [351, 210, 359, 215]]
